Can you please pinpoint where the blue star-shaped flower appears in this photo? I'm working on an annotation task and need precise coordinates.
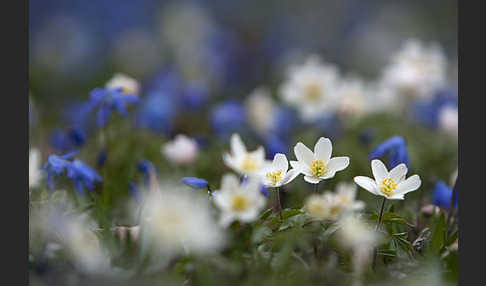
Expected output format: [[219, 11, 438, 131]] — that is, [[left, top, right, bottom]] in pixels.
[[87, 87, 139, 128], [369, 136, 409, 169]]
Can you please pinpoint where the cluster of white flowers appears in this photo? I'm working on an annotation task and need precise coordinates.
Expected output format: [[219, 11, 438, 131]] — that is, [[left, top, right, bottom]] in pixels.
[[276, 39, 450, 122]]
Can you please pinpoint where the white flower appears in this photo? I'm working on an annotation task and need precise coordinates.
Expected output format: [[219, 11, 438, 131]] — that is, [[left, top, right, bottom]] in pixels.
[[162, 135, 199, 166], [213, 174, 266, 226], [354, 159, 421, 200], [223, 133, 270, 176], [29, 148, 42, 188], [336, 77, 371, 118], [304, 183, 364, 221], [280, 55, 340, 122], [290, 137, 350, 184], [438, 105, 458, 138], [245, 87, 276, 135], [381, 39, 447, 99], [258, 153, 300, 188], [140, 184, 225, 257], [105, 73, 140, 95]]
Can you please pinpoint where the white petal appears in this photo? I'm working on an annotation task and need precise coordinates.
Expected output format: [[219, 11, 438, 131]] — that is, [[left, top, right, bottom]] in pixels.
[[290, 160, 312, 176], [279, 169, 300, 186], [223, 153, 240, 172], [371, 159, 388, 183], [253, 146, 266, 161], [326, 157, 350, 173], [221, 173, 240, 191], [273, 153, 289, 173], [294, 142, 315, 166], [219, 212, 235, 227], [320, 170, 336, 180], [389, 163, 408, 183], [304, 175, 320, 184], [353, 176, 380, 195], [314, 137, 332, 162], [395, 175, 421, 196], [230, 134, 246, 157]]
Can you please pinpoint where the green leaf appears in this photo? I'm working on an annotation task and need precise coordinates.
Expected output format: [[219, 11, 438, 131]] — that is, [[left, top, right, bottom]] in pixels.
[[430, 212, 446, 253]]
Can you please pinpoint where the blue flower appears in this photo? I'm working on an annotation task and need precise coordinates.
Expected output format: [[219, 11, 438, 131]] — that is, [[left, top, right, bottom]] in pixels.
[[412, 86, 458, 129], [87, 87, 139, 128], [265, 135, 289, 158], [210, 100, 247, 138], [50, 127, 86, 152], [182, 177, 209, 189], [42, 151, 101, 194], [433, 180, 458, 209], [136, 91, 175, 135], [66, 160, 103, 195], [137, 160, 157, 185], [369, 136, 409, 169]]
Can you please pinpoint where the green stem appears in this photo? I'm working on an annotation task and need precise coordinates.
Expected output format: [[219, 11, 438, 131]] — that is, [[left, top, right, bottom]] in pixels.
[[276, 187, 283, 221], [372, 197, 387, 270]]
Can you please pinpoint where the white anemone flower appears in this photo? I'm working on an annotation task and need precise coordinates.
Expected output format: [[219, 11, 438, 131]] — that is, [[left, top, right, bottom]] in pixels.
[[105, 73, 140, 95], [381, 39, 447, 99], [290, 137, 350, 184], [280, 55, 340, 122], [29, 148, 42, 188], [140, 184, 225, 257], [245, 87, 276, 135], [162, 134, 199, 166], [304, 183, 364, 221], [258, 153, 300, 188], [223, 133, 270, 176], [354, 159, 421, 200], [213, 174, 266, 227], [336, 77, 371, 119], [438, 105, 458, 138]]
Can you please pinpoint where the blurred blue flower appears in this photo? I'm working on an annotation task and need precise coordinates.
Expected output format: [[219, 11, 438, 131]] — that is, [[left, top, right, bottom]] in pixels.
[[273, 107, 297, 138], [42, 151, 101, 194], [86, 87, 139, 128], [136, 91, 175, 135], [128, 182, 141, 203], [66, 159, 103, 195], [210, 100, 247, 138], [97, 148, 107, 168], [265, 135, 289, 158], [369, 136, 409, 169], [182, 177, 209, 189], [358, 128, 377, 146], [137, 159, 157, 185], [50, 127, 86, 152], [433, 180, 458, 209], [412, 85, 458, 129]]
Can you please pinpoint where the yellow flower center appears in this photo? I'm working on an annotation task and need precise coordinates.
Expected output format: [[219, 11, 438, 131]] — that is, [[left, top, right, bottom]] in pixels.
[[241, 156, 259, 172], [306, 199, 326, 218], [380, 178, 397, 197], [329, 204, 342, 218], [311, 160, 326, 177], [266, 170, 283, 186], [231, 195, 249, 212], [305, 83, 323, 102]]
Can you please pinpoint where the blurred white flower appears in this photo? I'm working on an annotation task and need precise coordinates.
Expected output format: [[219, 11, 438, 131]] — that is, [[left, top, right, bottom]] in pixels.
[[258, 153, 300, 188], [140, 183, 225, 257], [438, 105, 458, 138], [304, 183, 364, 221], [336, 215, 381, 282], [290, 137, 350, 184], [336, 77, 371, 119], [245, 87, 276, 135], [223, 133, 270, 176], [354, 159, 421, 200], [280, 55, 340, 122], [105, 73, 140, 95], [29, 148, 42, 188], [213, 173, 266, 226], [381, 39, 447, 99], [30, 202, 111, 275], [162, 135, 199, 166]]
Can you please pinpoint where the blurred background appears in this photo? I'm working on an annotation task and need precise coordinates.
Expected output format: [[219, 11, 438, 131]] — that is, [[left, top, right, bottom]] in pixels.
[[29, 0, 457, 121]]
